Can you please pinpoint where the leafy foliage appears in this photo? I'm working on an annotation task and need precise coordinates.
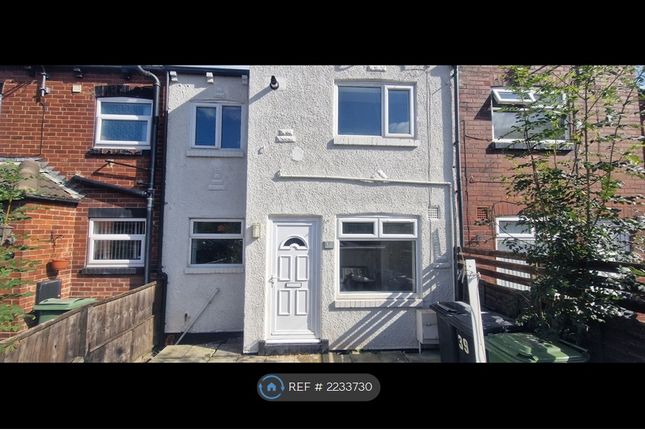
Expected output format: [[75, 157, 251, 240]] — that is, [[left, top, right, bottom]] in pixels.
[[501, 66, 645, 343], [0, 164, 36, 339]]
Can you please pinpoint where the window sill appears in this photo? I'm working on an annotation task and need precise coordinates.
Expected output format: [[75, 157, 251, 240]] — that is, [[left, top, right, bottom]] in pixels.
[[87, 148, 148, 156], [186, 149, 245, 158], [80, 267, 143, 275], [333, 297, 422, 309], [333, 136, 419, 147], [184, 266, 244, 274], [492, 141, 573, 151]]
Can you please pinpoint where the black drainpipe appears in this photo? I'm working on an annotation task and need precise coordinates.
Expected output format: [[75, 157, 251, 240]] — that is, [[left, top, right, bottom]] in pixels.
[[136, 65, 160, 285], [453, 65, 466, 301]]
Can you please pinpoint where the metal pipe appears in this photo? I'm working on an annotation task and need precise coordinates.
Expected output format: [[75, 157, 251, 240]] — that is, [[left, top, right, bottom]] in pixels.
[[275, 171, 452, 187], [175, 288, 220, 345], [136, 66, 160, 285], [453, 65, 466, 301]]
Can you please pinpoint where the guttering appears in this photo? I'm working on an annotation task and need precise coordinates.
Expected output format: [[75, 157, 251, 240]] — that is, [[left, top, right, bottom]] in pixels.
[[453, 65, 466, 301], [70, 175, 147, 198], [136, 66, 160, 285], [275, 171, 452, 187]]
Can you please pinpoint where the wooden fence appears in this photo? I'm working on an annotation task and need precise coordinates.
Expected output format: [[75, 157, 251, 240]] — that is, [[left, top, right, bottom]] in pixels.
[[0, 281, 158, 363]]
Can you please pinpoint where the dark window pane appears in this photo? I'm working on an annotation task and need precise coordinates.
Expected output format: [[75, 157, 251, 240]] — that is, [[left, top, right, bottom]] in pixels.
[[498, 220, 531, 235], [191, 239, 243, 264], [221, 106, 242, 149], [493, 110, 566, 141], [193, 221, 241, 234], [101, 120, 147, 141], [382, 222, 414, 235], [388, 89, 411, 134], [338, 86, 381, 136], [101, 102, 151, 115], [342, 222, 375, 235], [282, 237, 307, 248], [195, 107, 217, 146], [339, 240, 415, 292]]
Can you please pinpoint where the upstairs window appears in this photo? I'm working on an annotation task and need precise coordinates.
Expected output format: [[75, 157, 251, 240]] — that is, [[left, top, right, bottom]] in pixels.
[[336, 84, 414, 137], [95, 97, 152, 149], [491, 88, 568, 148], [192, 103, 243, 149]]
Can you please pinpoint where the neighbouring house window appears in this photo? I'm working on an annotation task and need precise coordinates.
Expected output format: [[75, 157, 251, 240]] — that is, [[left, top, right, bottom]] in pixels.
[[495, 216, 535, 291], [88, 218, 146, 267], [491, 87, 567, 147], [338, 217, 417, 293], [94, 97, 152, 149], [337, 84, 414, 137], [190, 220, 243, 266], [193, 103, 243, 149]]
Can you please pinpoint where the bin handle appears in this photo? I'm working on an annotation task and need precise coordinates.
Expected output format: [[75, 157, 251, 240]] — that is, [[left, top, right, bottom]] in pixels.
[[517, 351, 536, 361]]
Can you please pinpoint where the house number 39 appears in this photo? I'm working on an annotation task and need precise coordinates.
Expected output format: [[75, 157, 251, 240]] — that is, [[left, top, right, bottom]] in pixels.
[[457, 334, 469, 354]]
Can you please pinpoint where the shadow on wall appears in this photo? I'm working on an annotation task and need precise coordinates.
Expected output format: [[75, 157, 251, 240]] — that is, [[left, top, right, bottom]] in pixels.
[[328, 303, 411, 350]]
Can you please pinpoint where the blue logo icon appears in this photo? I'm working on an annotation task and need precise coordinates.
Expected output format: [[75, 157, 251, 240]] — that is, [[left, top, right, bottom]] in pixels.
[[258, 374, 285, 401]]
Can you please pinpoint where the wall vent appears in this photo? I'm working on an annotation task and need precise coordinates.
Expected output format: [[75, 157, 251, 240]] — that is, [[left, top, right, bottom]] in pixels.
[[428, 206, 440, 219]]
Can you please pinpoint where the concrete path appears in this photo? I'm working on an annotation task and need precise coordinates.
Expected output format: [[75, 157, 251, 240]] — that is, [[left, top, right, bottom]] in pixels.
[[149, 336, 441, 363]]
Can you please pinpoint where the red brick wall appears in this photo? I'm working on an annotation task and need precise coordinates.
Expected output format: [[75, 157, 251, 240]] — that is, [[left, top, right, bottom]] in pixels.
[[459, 66, 643, 251], [0, 66, 165, 307]]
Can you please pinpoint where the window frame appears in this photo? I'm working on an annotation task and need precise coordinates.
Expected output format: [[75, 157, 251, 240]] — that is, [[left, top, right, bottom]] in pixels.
[[337, 216, 419, 298], [94, 97, 153, 149], [490, 87, 568, 147], [190, 102, 245, 150], [188, 218, 244, 267], [335, 82, 415, 139], [87, 218, 146, 267]]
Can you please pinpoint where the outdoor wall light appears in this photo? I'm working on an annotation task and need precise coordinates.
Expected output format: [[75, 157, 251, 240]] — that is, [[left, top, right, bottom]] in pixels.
[[252, 223, 262, 239], [270, 75, 279, 90]]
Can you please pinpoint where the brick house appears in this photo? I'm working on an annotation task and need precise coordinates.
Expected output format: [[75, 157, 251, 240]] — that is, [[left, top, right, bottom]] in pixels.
[[0, 65, 166, 336], [457, 65, 643, 293]]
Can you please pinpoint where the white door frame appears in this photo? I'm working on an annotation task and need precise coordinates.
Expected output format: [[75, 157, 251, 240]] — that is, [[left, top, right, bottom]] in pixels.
[[266, 217, 321, 342]]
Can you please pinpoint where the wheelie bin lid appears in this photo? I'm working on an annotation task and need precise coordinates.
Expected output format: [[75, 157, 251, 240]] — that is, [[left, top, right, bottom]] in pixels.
[[33, 297, 97, 311], [485, 332, 589, 363], [452, 310, 518, 335], [430, 301, 471, 316]]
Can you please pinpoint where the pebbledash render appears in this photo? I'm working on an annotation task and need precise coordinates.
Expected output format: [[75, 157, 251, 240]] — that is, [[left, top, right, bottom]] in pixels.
[[161, 66, 459, 353]]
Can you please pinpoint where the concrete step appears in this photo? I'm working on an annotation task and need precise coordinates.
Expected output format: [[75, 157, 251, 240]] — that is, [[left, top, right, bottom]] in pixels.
[[259, 340, 328, 356]]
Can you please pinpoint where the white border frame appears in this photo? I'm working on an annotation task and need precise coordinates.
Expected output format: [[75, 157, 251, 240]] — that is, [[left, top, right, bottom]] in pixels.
[[190, 102, 246, 150], [336, 215, 420, 299], [87, 218, 146, 267], [491, 88, 568, 146], [188, 218, 244, 268], [266, 217, 321, 341], [95, 97, 152, 149], [337, 218, 378, 238], [334, 82, 415, 139]]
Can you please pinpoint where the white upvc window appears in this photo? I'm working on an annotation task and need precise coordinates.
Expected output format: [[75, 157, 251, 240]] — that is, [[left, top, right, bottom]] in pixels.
[[335, 83, 415, 138], [338, 216, 418, 294], [495, 216, 535, 291], [87, 218, 146, 267], [189, 219, 243, 266], [491, 87, 568, 148], [95, 97, 152, 149], [191, 103, 244, 149]]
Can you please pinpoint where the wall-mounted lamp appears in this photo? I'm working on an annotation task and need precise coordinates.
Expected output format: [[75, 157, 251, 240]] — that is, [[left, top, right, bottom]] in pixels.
[[269, 75, 279, 90], [206, 72, 214, 84], [169, 71, 178, 82], [73, 67, 83, 79], [252, 223, 262, 239]]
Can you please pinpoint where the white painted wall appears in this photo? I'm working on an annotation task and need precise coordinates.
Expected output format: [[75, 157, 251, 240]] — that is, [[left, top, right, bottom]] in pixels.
[[163, 73, 248, 333], [243, 66, 456, 352]]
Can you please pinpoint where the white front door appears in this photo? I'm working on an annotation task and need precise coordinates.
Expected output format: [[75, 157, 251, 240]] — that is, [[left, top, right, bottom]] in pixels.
[[269, 220, 319, 340]]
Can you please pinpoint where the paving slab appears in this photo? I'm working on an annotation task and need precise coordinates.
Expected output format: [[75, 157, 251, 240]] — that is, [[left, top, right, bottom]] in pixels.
[[183, 345, 216, 361], [264, 355, 305, 363], [349, 351, 406, 363], [322, 353, 353, 363], [236, 355, 267, 363], [403, 351, 441, 363], [153, 345, 193, 360]]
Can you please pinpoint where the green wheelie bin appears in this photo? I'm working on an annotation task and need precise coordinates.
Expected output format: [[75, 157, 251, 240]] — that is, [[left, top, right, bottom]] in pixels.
[[485, 332, 589, 363], [33, 298, 97, 324]]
